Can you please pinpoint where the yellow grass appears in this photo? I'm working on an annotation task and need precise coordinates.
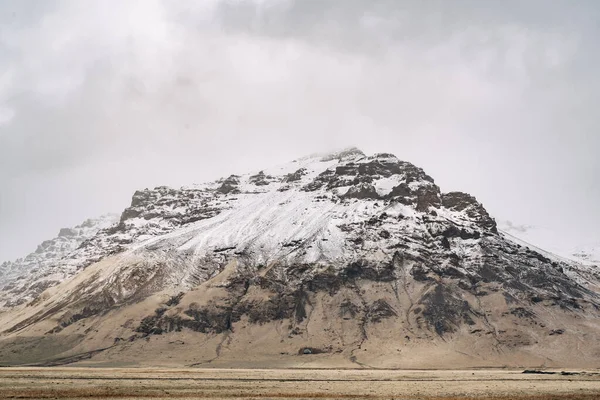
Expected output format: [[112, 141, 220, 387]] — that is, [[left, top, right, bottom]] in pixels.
[[1, 367, 599, 399]]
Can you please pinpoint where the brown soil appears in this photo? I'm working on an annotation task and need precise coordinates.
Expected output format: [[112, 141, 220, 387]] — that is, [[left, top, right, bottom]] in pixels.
[[1, 368, 599, 399]]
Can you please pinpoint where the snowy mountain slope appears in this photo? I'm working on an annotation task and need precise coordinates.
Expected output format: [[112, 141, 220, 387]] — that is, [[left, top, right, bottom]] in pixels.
[[498, 230, 600, 293], [571, 243, 600, 264], [499, 221, 600, 266], [1, 148, 600, 368], [0, 214, 119, 307]]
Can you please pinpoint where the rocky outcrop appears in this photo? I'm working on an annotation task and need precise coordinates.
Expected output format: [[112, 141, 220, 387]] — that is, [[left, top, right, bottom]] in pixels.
[[441, 192, 498, 233], [217, 175, 241, 195]]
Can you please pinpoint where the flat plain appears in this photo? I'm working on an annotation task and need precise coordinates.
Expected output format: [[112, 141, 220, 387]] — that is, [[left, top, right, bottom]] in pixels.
[[1, 368, 600, 399]]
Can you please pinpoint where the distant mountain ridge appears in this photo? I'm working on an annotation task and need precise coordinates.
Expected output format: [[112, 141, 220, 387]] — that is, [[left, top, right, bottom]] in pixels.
[[0, 214, 119, 307], [499, 221, 600, 266]]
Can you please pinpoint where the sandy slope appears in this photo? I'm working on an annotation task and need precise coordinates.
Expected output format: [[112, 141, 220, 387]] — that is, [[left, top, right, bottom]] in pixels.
[[2, 267, 600, 369]]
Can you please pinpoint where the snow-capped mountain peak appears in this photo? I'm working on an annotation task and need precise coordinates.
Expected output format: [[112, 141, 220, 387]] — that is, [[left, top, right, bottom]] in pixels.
[[2, 149, 600, 369]]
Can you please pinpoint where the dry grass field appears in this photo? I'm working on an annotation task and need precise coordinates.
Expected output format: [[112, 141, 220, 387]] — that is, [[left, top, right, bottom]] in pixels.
[[0, 368, 600, 399]]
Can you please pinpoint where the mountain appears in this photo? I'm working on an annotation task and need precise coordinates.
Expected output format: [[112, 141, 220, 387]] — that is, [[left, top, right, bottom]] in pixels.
[[0, 214, 119, 308], [499, 221, 600, 266], [571, 244, 600, 265], [1, 148, 600, 368]]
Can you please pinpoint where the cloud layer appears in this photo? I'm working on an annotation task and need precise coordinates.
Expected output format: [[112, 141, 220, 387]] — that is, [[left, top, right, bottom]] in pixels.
[[1, 0, 599, 261]]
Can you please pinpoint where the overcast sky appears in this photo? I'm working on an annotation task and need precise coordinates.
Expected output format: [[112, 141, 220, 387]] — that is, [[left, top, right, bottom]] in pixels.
[[1, 0, 599, 262]]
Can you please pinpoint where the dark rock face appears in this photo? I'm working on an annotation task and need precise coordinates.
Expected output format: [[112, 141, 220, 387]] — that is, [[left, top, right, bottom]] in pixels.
[[249, 171, 275, 186], [368, 299, 397, 323], [510, 307, 536, 319], [343, 260, 396, 282], [477, 241, 591, 308], [181, 302, 236, 333], [136, 278, 251, 336], [236, 295, 299, 324], [304, 155, 436, 195], [388, 183, 411, 198], [217, 175, 241, 194], [111, 186, 225, 244], [134, 257, 409, 337], [413, 186, 443, 212], [58, 305, 109, 330], [121, 187, 220, 225], [419, 284, 475, 335], [283, 168, 307, 183], [301, 154, 443, 213], [342, 183, 381, 200], [437, 225, 481, 240], [442, 192, 498, 233]]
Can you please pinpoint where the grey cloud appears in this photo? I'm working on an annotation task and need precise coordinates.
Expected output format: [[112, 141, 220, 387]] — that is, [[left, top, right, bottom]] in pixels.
[[0, 0, 599, 261]]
